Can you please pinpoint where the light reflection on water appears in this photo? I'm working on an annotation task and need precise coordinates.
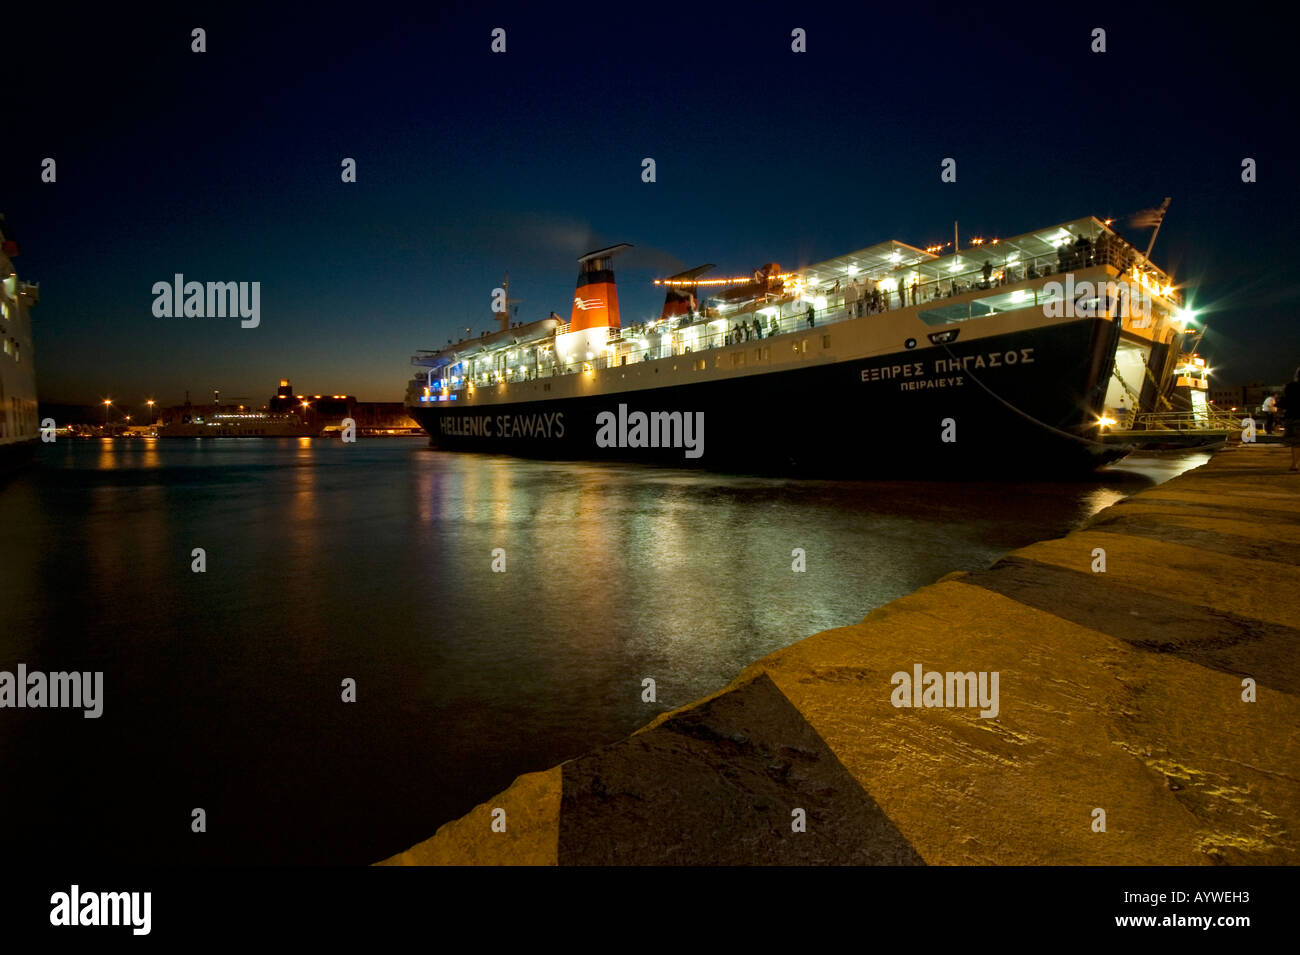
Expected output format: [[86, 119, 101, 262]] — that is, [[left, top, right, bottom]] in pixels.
[[0, 439, 1210, 864]]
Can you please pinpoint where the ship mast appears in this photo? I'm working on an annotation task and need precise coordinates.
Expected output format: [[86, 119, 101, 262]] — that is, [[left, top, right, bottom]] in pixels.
[[1141, 197, 1172, 262], [496, 272, 524, 333]]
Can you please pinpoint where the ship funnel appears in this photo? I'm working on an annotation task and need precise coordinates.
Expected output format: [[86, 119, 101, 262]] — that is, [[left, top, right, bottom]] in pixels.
[[570, 243, 630, 331], [659, 264, 714, 321]]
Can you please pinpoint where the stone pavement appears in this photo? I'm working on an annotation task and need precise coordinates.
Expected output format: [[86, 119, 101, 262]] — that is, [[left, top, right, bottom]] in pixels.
[[379, 445, 1299, 865]]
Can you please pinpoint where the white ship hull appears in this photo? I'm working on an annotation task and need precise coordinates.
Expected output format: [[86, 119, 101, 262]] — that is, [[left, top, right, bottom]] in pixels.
[[0, 219, 38, 476]]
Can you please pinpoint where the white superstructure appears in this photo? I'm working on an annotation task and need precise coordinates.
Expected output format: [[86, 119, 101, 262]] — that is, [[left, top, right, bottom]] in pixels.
[[1, 215, 39, 469]]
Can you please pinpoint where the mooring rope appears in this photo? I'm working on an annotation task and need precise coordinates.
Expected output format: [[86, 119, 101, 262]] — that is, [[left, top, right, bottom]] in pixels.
[[939, 342, 1111, 448]]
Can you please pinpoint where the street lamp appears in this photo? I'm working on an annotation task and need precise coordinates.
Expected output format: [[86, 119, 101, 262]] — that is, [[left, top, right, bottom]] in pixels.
[[146, 399, 156, 426], [103, 399, 112, 431]]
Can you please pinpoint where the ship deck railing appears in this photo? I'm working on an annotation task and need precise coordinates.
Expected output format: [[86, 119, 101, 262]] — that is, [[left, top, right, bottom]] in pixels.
[[422, 231, 1169, 396], [1119, 410, 1242, 433]]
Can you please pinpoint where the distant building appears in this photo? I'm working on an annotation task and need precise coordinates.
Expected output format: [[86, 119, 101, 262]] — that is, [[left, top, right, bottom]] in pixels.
[[351, 402, 420, 433], [1209, 385, 1244, 409], [1209, 381, 1285, 414], [269, 379, 419, 433], [104, 379, 420, 435], [269, 379, 350, 418]]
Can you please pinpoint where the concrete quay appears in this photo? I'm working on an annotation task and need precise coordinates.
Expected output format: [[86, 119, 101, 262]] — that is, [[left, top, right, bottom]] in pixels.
[[379, 445, 1299, 865]]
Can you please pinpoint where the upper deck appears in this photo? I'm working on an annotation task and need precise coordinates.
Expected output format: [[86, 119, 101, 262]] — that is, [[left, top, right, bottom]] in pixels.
[[410, 216, 1184, 402]]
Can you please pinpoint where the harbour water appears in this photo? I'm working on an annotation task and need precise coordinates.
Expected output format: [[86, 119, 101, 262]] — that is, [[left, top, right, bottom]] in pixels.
[[0, 439, 1211, 864]]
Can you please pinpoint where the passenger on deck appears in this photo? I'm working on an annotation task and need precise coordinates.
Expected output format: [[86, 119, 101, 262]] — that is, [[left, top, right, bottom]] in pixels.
[[850, 278, 864, 316], [1094, 231, 1110, 265], [1077, 235, 1092, 266], [1057, 236, 1073, 273], [806, 305, 815, 328], [752, 318, 763, 339]]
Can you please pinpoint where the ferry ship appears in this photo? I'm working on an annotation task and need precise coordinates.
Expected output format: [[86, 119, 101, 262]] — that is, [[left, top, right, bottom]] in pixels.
[[405, 216, 1199, 475], [157, 382, 319, 437], [156, 411, 317, 438], [0, 216, 39, 476]]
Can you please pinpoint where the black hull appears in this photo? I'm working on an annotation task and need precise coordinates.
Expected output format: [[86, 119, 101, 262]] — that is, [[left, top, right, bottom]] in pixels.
[[410, 319, 1127, 477]]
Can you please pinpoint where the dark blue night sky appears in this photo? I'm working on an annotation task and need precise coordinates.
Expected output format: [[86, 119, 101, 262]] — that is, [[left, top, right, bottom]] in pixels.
[[5, 2, 1297, 407]]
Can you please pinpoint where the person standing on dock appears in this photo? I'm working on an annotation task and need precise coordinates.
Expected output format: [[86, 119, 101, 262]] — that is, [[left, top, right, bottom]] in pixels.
[[1261, 392, 1277, 434], [1283, 368, 1300, 471]]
